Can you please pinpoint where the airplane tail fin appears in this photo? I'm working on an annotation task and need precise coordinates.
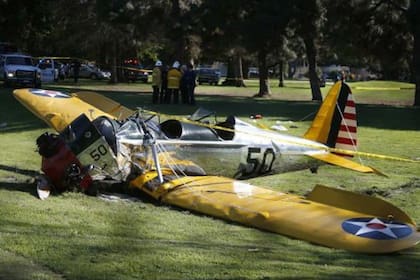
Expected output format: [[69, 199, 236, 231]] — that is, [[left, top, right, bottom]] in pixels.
[[304, 81, 357, 154]]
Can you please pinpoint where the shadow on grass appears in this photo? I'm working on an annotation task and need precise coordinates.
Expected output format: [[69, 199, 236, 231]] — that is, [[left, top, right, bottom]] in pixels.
[[0, 180, 37, 197], [71, 87, 420, 129], [67, 88, 420, 131], [0, 164, 40, 198], [0, 164, 40, 177], [2, 87, 419, 135]]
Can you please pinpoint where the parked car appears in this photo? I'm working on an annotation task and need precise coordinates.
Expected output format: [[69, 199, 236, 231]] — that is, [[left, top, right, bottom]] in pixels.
[[0, 53, 41, 87], [197, 68, 220, 85], [247, 67, 259, 78], [69, 64, 111, 80]]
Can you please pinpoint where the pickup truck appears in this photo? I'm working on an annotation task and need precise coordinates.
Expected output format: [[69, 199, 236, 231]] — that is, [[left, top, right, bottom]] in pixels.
[[0, 53, 42, 87]]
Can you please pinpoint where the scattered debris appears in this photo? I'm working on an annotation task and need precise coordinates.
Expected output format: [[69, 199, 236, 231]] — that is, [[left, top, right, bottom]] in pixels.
[[98, 192, 141, 203], [249, 114, 263, 119], [270, 124, 288, 131], [361, 186, 391, 197], [361, 178, 420, 198]]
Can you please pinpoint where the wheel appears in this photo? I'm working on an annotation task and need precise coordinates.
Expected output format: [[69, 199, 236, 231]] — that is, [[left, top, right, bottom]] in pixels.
[[90, 73, 98, 80]]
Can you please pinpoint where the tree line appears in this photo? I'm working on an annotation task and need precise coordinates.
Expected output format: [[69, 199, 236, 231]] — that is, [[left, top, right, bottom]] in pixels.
[[0, 0, 419, 105]]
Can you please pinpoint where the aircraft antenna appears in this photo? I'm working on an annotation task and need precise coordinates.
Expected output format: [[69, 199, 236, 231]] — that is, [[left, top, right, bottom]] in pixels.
[[297, 111, 316, 122]]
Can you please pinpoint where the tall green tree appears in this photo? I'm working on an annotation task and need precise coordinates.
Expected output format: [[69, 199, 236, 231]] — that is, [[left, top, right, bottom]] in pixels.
[[323, 0, 417, 105], [197, 0, 251, 86], [0, 0, 53, 55], [160, 0, 203, 64], [323, 0, 412, 78], [47, 0, 168, 82], [198, 0, 295, 94], [241, 0, 294, 96], [294, 0, 324, 101], [408, 0, 420, 106]]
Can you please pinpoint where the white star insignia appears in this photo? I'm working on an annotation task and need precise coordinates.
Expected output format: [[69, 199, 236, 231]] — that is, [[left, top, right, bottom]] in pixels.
[[346, 218, 408, 239]]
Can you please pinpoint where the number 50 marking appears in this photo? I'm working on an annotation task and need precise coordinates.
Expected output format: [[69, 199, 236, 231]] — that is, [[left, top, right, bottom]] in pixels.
[[89, 144, 108, 161], [244, 147, 275, 176]]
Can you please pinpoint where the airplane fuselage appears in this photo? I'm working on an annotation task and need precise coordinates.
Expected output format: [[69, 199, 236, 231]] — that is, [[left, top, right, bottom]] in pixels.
[[155, 128, 327, 179]]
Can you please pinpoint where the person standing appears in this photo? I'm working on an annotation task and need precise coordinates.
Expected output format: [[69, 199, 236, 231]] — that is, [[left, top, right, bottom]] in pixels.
[[180, 64, 188, 104], [151, 60, 162, 104], [160, 65, 168, 104], [72, 59, 81, 83], [166, 61, 182, 104], [182, 63, 197, 105]]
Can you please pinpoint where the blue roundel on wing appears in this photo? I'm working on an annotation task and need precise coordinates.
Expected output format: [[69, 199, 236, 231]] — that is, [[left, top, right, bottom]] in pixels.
[[29, 89, 70, 98], [342, 217, 412, 240]]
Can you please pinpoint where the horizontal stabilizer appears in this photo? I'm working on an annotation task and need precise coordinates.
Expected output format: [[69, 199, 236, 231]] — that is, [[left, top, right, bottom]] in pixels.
[[307, 152, 385, 176]]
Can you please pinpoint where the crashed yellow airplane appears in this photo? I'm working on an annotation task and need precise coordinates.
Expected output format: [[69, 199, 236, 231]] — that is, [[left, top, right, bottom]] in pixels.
[[14, 82, 382, 178], [13, 82, 420, 253]]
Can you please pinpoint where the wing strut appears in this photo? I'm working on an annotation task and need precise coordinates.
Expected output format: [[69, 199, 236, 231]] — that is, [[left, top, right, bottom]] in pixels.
[[138, 120, 164, 183]]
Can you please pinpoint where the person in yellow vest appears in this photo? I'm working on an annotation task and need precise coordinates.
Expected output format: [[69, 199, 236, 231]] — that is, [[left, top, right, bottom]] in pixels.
[[166, 61, 182, 104], [151, 60, 162, 104]]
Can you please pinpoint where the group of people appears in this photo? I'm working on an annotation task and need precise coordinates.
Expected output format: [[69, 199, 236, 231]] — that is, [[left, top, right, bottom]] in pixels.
[[151, 60, 196, 105]]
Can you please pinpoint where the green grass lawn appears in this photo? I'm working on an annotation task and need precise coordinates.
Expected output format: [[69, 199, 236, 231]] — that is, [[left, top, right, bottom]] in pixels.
[[0, 79, 419, 280]]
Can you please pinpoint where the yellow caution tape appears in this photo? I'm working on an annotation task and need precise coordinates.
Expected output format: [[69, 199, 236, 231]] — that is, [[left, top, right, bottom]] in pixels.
[[117, 66, 152, 73], [354, 87, 414, 91]]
